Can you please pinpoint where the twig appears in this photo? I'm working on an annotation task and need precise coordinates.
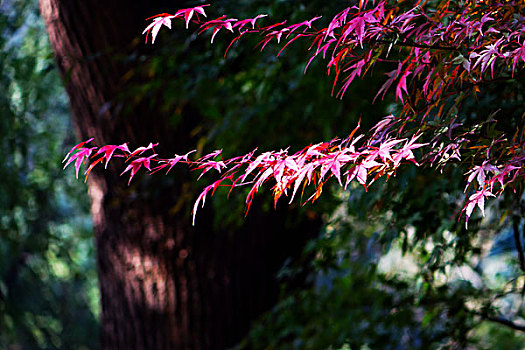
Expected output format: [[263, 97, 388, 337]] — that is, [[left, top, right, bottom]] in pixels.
[[471, 309, 525, 332], [375, 38, 460, 51], [484, 315, 525, 332]]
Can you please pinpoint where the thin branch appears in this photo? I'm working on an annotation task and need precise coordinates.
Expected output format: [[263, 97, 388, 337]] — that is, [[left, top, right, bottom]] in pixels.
[[375, 38, 460, 51], [471, 310, 525, 332], [484, 315, 525, 332]]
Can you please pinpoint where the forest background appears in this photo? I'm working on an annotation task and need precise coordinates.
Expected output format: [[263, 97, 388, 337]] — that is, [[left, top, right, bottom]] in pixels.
[[1, 0, 525, 349]]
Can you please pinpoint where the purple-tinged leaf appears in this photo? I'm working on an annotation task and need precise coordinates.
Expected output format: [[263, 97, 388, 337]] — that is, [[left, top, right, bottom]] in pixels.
[[395, 69, 411, 103], [463, 187, 495, 228], [337, 59, 366, 98], [465, 160, 498, 189], [374, 62, 402, 102], [492, 163, 520, 188]]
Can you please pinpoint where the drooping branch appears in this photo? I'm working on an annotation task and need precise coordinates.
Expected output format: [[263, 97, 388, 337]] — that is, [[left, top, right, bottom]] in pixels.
[[63, 122, 431, 224], [476, 312, 525, 333], [64, 1, 525, 227]]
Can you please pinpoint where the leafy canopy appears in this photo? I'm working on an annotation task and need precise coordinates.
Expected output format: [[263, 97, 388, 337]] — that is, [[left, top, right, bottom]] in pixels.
[[64, 0, 525, 228]]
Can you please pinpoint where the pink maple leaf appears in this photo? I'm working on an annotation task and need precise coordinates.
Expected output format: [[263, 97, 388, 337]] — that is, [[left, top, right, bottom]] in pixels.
[[199, 17, 237, 43], [392, 134, 427, 167], [463, 187, 495, 228], [63, 146, 97, 179], [63, 138, 94, 163], [258, 27, 290, 50], [196, 149, 222, 163], [470, 38, 504, 77], [320, 150, 357, 186], [395, 69, 411, 103], [341, 11, 378, 48], [325, 7, 351, 39], [174, 4, 209, 29], [374, 62, 402, 102], [337, 58, 366, 98], [96, 143, 130, 169], [196, 160, 227, 180], [129, 143, 158, 157], [143, 6, 209, 44], [121, 155, 157, 185], [241, 151, 274, 182], [232, 14, 268, 32], [285, 16, 322, 37], [511, 43, 525, 75], [366, 138, 404, 163], [305, 38, 336, 72], [192, 179, 222, 226], [289, 164, 316, 204], [270, 155, 297, 185], [370, 114, 396, 136], [346, 158, 381, 188], [152, 150, 195, 174], [143, 14, 177, 44], [465, 160, 498, 189], [491, 163, 520, 188]]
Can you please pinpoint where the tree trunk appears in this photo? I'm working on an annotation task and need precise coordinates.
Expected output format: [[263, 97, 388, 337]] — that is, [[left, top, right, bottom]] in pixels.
[[40, 0, 317, 348]]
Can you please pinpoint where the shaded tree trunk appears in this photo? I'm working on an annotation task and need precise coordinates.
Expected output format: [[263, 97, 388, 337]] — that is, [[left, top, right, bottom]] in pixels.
[[40, 0, 318, 348]]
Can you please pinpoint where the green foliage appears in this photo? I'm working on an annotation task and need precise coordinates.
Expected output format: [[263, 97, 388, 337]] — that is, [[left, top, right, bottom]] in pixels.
[[239, 162, 525, 349], [0, 1, 98, 348]]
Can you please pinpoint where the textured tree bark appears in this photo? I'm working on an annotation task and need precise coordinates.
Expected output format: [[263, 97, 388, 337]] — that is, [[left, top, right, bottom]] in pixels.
[[40, 0, 317, 348]]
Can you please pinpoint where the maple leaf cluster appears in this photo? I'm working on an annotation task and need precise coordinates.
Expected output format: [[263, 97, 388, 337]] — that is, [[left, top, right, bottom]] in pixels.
[[66, 1, 525, 226], [63, 121, 427, 224]]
